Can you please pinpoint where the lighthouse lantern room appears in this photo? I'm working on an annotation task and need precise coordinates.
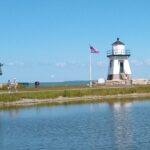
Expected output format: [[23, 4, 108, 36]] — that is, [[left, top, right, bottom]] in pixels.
[[107, 38, 132, 80]]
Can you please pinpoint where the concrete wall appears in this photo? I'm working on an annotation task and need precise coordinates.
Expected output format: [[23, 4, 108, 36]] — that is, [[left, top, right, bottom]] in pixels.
[[132, 79, 149, 85]]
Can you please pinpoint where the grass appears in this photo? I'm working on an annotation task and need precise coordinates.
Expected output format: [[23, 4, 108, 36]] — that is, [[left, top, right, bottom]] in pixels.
[[1, 85, 150, 102]]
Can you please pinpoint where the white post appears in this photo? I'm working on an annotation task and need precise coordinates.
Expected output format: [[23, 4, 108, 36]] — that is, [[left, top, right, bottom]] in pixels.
[[89, 53, 92, 87]]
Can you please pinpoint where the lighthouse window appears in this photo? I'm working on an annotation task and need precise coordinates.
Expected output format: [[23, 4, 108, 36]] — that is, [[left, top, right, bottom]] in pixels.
[[120, 62, 124, 73]]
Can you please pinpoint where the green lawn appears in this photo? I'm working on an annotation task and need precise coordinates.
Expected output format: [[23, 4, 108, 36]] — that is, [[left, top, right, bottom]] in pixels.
[[1, 85, 150, 102]]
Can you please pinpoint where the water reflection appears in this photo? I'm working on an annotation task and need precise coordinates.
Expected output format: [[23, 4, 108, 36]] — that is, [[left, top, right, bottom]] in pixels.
[[1, 101, 150, 150], [109, 102, 135, 150], [110, 102, 133, 110]]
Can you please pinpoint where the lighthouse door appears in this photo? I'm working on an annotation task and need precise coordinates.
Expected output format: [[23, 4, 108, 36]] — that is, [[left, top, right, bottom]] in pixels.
[[120, 62, 124, 73]]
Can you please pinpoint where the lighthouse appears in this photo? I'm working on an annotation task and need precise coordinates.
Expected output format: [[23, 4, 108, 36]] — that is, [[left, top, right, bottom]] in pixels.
[[107, 38, 132, 80]]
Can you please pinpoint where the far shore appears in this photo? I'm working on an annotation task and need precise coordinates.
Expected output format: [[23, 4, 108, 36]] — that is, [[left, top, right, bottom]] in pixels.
[[1, 92, 150, 108]]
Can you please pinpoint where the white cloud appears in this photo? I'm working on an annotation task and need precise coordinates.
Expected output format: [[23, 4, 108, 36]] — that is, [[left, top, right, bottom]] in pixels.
[[130, 59, 143, 66], [144, 59, 150, 66], [7, 62, 15, 66], [50, 74, 55, 78], [55, 61, 86, 68], [6, 61, 25, 67], [37, 61, 51, 66], [55, 62, 67, 68], [130, 59, 150, 66]]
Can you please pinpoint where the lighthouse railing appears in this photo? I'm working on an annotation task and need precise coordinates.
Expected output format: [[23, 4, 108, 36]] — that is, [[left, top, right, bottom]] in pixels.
[[107, 49, 131, 57]]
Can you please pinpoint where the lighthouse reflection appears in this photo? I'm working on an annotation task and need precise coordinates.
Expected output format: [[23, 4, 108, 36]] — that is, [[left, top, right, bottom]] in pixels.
[[110, 102, 133, 110], [109, 102, 135, 150]]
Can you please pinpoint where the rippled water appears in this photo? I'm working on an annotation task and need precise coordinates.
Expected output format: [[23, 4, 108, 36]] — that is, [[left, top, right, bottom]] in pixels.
[[1, 100, 150, 150]]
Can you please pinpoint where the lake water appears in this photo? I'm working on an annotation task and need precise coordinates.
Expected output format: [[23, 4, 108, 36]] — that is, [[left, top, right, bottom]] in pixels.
[[1, 100, 150, 150]]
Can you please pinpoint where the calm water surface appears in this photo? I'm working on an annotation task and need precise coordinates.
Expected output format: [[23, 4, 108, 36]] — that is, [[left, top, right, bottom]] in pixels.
[[1, 100, 150, 150]]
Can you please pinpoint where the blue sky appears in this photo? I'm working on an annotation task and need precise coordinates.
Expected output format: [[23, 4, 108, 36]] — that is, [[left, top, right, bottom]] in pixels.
[[0, 0, 150, 82]]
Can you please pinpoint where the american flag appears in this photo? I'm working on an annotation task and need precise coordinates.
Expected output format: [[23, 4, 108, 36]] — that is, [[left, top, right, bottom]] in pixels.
[[90, 46, 99, 53]]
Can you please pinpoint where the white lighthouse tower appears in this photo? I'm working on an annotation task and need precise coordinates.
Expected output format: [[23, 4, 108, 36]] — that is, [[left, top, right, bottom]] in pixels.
[[107, 38, 132, 80]]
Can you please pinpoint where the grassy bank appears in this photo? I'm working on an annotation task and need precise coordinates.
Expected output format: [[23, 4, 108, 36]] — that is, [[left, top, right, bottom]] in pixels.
[[1, 85, 150, 102], [2, 97, 150, 111]]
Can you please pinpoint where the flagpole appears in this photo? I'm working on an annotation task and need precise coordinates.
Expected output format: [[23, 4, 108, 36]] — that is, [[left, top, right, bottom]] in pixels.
[[89, 52, 92, 87], [89, 45, 99, 87]]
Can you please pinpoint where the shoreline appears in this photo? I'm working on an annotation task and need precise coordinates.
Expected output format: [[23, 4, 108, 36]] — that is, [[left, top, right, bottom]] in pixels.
[[1, 92, 150, 108]]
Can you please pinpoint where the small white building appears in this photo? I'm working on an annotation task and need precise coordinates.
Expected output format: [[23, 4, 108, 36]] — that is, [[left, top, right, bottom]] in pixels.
[[107, 38, 132, 80]]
